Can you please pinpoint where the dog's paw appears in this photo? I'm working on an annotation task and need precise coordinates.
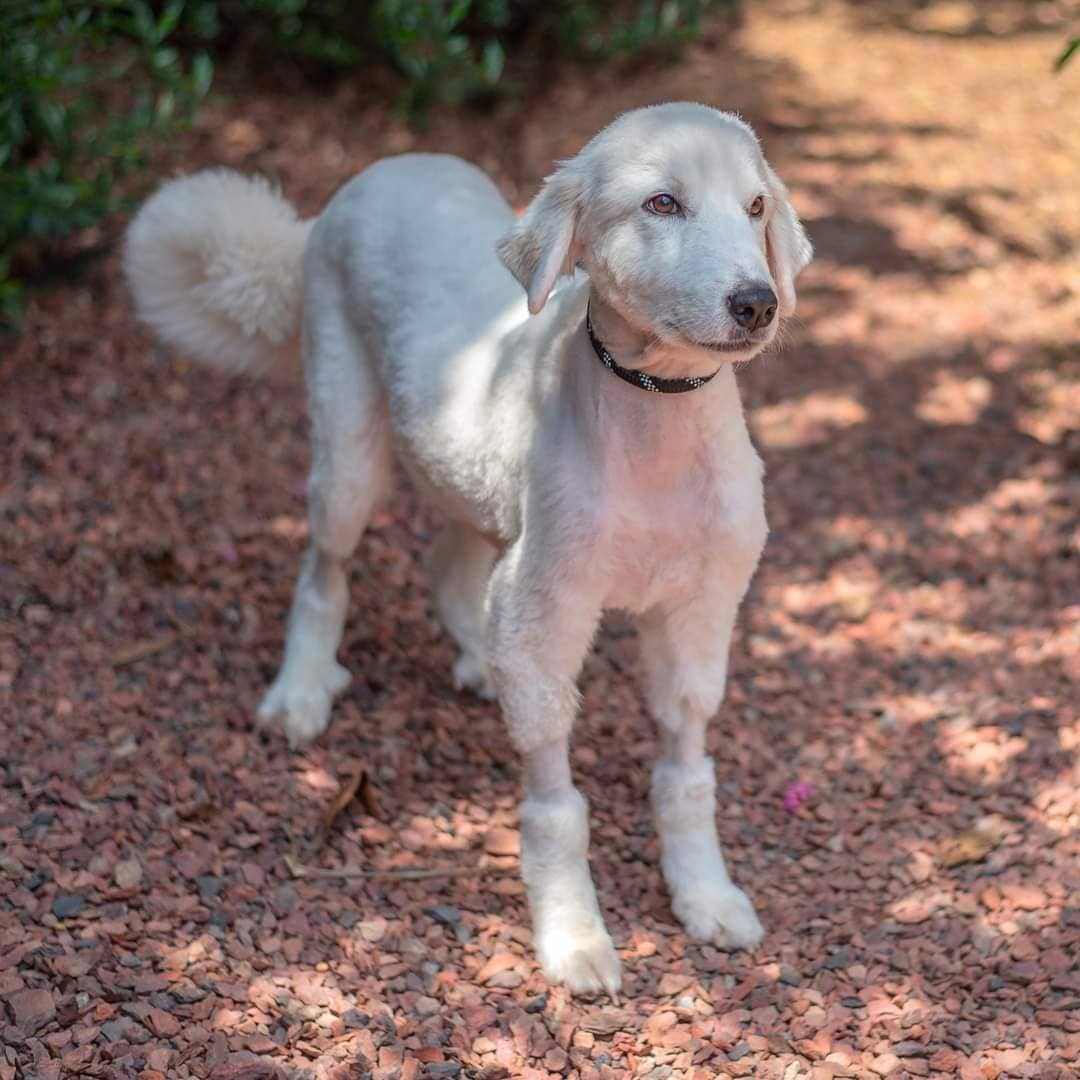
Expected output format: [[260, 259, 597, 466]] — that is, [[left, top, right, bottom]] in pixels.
[[673, 884, 764, 951], [256, 661, 351, 748], [536, 923, 622, 997], [452, 650, 496, 700]]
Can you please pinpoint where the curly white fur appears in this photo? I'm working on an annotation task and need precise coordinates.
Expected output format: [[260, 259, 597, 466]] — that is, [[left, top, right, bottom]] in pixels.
[[124, 169, 311, 374]]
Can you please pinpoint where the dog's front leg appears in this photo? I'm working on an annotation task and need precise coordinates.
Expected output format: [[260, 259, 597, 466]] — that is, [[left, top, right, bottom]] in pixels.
[[638, 595, 765, 951], [487, 552, 620, 996]]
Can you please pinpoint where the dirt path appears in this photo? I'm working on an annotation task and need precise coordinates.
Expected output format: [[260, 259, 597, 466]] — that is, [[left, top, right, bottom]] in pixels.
[[2, 2, 1078, 1078]]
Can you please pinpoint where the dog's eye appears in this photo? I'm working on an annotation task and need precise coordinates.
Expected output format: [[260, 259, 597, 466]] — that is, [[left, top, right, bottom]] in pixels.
[[748, 195, 766, 218], [645, 193, 680, 216]]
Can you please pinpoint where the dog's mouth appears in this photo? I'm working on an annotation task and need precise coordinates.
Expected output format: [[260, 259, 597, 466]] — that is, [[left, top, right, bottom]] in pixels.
[[696, 337, 759, 353], [661, 320, 774, 355]]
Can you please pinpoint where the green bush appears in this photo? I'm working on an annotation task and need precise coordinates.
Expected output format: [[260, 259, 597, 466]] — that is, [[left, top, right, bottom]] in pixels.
[[556, 0, 715, 59], [222, 1, 724, 115], [0, 0, 212, 329]]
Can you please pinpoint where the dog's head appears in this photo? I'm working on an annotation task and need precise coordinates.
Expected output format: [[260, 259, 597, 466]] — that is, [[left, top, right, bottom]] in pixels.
[[497, 103, 812, 364]]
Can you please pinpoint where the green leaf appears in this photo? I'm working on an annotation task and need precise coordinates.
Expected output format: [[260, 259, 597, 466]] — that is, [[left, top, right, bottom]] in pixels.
[[480, 39, 504, 85], [1056, 37, 1079, 72], [157, 0, 185, 39], [446, 0, 472, 31], [151, 46, 180, 72], [131, 1, 158, 45], [192, 52, 214, 97]]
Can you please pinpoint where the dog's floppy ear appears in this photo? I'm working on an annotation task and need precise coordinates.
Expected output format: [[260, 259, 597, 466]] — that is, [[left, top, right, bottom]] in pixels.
[[764, 164, 813, 317], [497, 165, 582, 315]]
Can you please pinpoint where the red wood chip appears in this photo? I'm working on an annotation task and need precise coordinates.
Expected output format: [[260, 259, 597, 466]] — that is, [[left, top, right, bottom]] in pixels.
[[475, 952, 522, 984]]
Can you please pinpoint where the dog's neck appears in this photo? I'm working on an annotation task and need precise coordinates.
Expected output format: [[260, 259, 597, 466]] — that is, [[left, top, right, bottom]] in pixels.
[[586, 292, 726, 382], [562, 286, 752, 473], [585, 294, 652, 367]]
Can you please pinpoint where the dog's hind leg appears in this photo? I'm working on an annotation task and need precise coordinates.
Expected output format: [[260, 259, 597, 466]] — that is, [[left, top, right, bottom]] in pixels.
[[429, 522, 498, 699], [257, 290, 391, 748]]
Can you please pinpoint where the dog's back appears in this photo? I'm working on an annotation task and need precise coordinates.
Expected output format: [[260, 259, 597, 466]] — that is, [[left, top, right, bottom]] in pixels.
[[124, 153, 523, 384], [312, 153, 523, 368]]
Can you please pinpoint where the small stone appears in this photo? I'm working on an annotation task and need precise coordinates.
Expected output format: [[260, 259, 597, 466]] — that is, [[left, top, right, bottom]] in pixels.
[[991, 1049, 1027, 1072], [195, 875, 224, 903], [929, 1050, 960, 1071], [170, 982, 207, 1004], [656, 973, 695, 996], [475, 952, 520, 984], [145, 1047, 172, 1071], [113, 858, 143, 889], [892, 894, 939, 924], [424, 905, 471, 941], [100, 1017, 151, 1044], [414, 996, 441, 1016], [9, 989, 55, 1033], [870, 1053, 900, 1076], [778, 964, 802, 986], [239, 862, 264, 888], [1001, 883, 1047, 911], [51, 895, 86, 920], [358, 919, 387, 943], [486, 970, 523, 989], [894, 1041, 928, 1057], [543, 1048, 568, 1071], [580, 1008, 636, 1036], [146, 1007, 180, 1037], [645, 1010, 678, 1043], [822, 949, 850, 971], [423, 905, 462, 926], [272, 885, 298, 915], [483, 827, 520, 857]]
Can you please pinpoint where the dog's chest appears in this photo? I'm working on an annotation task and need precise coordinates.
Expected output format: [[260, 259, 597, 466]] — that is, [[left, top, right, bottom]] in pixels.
[[601, 507, 711, 612], [590, 448, 763, 614]]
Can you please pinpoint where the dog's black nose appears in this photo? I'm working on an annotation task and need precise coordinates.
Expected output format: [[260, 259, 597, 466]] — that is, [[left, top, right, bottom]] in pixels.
[[728, 286, 778, 331]]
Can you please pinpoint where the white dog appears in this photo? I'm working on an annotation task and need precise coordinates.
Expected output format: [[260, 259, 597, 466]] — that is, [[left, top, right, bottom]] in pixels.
[[125, 102, 812, 995]]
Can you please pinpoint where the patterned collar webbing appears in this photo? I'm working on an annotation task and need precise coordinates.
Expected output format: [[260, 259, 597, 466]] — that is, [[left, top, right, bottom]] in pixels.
[[585, 302, 719, 394]]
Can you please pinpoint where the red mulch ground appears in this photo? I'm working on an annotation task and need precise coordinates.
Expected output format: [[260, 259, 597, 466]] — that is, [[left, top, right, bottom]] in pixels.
[[2, 2, 1078, 1078]]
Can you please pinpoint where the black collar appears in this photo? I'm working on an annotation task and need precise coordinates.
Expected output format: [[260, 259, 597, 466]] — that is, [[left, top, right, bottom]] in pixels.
[[586, 302, 719, 394]]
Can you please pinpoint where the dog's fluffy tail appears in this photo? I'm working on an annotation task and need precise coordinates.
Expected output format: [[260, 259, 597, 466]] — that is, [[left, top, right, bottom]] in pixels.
[[124, 169, 312, 376]]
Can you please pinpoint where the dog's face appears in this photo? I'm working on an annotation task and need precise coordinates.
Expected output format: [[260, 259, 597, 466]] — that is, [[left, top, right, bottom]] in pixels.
[[498, 103, 812, 364]]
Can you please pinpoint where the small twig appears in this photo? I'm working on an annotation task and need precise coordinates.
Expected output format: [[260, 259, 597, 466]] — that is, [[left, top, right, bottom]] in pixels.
[[358, 770, 385, 821], [312, 767, 366, 852], [111, 637, 175, 667], [284, 851, 516, 881]]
